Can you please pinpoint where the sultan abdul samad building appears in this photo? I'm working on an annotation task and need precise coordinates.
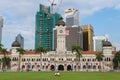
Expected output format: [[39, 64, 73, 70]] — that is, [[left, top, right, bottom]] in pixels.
[[0, 18, 116, 72]]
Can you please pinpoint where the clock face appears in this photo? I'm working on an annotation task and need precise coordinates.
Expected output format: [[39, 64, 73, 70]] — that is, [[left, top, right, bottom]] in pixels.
[[59, 30, 63, 33]]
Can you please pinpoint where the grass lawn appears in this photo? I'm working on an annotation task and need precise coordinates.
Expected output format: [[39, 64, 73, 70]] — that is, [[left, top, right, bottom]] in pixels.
[[0, 71, 120, 80]]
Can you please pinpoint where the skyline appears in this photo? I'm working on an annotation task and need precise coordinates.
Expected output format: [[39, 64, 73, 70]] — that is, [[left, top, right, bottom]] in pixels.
[[0, 0, 120, 50]]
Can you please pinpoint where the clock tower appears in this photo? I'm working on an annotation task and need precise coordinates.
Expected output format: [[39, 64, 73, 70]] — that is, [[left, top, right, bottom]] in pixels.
[[55, 17, 67, 52]]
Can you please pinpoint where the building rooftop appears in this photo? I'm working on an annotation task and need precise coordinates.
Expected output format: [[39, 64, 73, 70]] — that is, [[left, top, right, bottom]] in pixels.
[[103, 40, 112, 47], [57, 17, 65, 26], [12, 40, 20, 47]]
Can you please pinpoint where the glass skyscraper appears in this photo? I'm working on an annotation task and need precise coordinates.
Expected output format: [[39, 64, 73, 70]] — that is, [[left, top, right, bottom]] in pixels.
[[16, 34, 24, 48], [0, 16, 3, 44], [64, 9, 79, 27], [93, 35, 108, 51]]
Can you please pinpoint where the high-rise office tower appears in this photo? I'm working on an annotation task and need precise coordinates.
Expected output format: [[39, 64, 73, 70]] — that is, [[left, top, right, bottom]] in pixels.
[[93, 35, 109, 51], [81, 24, 94, 51], [64, 9, 79, 27], [16, 34, 24, 48], [65, 26, 83, 51], [35, 4, 61, 50], [0, 16, 3, 44]]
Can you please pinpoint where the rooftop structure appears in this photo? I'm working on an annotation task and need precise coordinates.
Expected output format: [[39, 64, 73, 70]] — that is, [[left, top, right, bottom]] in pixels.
[[64, 9, 79, 27]]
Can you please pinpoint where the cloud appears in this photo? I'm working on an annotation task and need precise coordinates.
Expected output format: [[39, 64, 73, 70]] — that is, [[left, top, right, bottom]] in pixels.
[[0, 0, 120, 50], [60, 0, 120, 18]]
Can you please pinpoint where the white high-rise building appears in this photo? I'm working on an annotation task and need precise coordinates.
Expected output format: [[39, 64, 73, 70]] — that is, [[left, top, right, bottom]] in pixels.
[[64, 9, 79, 27], [0, 16, 3, 44], [93, 35, 109, 51], [16, 34, 24, 48]]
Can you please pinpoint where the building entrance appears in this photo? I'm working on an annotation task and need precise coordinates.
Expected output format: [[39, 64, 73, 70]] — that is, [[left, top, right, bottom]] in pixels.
[[67, 65, 72, 71], [50, 65, 55, 71], [58, 65, 64, 71]]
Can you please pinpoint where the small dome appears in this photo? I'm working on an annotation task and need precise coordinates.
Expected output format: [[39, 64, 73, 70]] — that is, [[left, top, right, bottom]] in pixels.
[[12, 40, 20, 47], [103, 40, 112, 47], [57, 17, 65, 26]]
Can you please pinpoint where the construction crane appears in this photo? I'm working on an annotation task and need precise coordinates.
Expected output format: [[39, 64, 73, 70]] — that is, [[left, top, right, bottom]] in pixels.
[[47, 0, 62, 13], [48, 0, 56, 13]]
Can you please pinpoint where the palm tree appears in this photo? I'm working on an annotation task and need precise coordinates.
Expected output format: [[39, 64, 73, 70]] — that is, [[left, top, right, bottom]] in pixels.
[[16, 48, 25, 71], [72, 45, 82, 61], [35, 46, 47, 71], [113, 57, 118, 70], [95, 52, 104, 71], [5, 57, 11, 69], [0, 43, 3, 50], [72, 45, 82, 71], [113, 51, 120, 70], [1, 48, 8, 71]]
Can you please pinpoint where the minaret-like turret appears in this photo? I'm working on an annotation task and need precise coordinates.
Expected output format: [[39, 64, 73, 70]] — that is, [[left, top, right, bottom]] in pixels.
[[102, 40, 112, 55], [11, 39, 20, 54]]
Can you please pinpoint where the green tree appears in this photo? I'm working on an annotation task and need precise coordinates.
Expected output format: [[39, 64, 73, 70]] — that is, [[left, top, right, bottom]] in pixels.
[[113, 51, 120, 70], [2, 57, 11, 70], [72, 45, 82, 71], [16, 48, 25, 71], [5, 57, 11, 69], [35, 46, 47, 71], [95, 52, 104, 71], [0, 43, 3, 50], [1, 48, 8, 71], [72, 45, 82, 61]]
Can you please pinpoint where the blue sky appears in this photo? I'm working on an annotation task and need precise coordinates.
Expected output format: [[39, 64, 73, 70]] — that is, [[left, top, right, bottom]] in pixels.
[[0, 0, 120, 50], [81, 8, 120, 50]]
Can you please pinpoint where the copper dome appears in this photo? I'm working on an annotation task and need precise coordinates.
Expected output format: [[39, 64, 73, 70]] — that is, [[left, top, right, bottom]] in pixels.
[[103, 40, 112, 47], [57, 17, 65, 26], [12, 40, 20, 47]]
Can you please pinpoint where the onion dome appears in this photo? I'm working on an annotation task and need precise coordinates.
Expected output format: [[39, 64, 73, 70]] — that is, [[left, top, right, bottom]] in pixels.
[[103, 40, 112, 47], [12, 40, 20, 47], [57, 17, 65, 26]]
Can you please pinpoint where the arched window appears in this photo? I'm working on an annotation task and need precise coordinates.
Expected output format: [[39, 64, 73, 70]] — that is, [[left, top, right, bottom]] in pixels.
[[87, 59, 90, 61], [109, 58, 111, 61], [24, 59, 26, 61], [15, 57, 17, 61], [36, 59, 39, 61], [107, 58, 109, 61], [32, 59, 34, 61], [82, 59, 84, 61], [12, 58, 14, 61]]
